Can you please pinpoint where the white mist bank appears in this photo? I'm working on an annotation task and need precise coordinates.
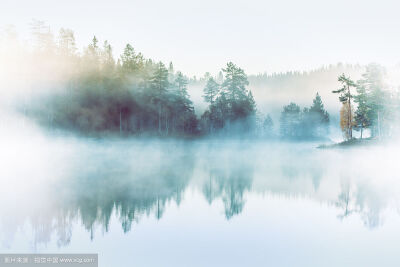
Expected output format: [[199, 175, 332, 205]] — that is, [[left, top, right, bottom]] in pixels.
[[1, 114, 400, 233]]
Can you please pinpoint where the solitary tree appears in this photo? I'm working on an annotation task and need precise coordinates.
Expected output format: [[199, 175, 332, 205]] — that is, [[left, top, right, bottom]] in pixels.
[[333, 74, 356, 139], [340, 103, 355, 140]]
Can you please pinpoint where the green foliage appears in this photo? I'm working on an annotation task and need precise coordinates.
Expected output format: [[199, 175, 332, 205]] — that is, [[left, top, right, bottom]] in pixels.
[[120, 44, 144, 74], [22, 28, 199, 136], [280, 102, 301, 138], [333, 73, 356, 103], [203, 77, 219, 105], [354, 80, 371, 138], [221, 62, 249, 101], [280, 94, 330, 139], [337, 64, 399, 139], [201, 62, 257, 135], [332, 73, 356, 139], [306, 93, 330, 136], [357, 63, 389, 137]]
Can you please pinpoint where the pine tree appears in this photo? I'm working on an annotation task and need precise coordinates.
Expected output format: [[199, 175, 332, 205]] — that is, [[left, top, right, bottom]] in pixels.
[[57, 28, 77, 57], [120, 44, 144, 74], [203, 77, 220, 105], [263, 114, 274, 137], [175, 71, 189, 98], [221, 62, 249, 101], [168, 62, 174, 82], [333, 74, 356, 139], [201, 63, 256, 134], [101, 40, 115, 72], [168, 62, 174, 74], [280, 102, 301, 138], [149, 62, 169, 134], [308, 92, 330, 137], [173, 72, 195, 134], [354, 83, 370, 138], [357, 63, 387, 138], [340, 103, 355, 140], [30, 19, 55, 53], [217, 71, 224, 83], [83, 36, 100, 71]]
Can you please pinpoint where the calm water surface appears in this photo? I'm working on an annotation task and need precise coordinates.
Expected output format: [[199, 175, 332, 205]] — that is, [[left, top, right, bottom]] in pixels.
[[1, 133, 400, 267]]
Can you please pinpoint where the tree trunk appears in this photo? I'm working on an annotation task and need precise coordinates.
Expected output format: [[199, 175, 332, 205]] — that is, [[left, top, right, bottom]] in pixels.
[[158, 104, 162, 135], [377, 110, 381, 139], [348, 85, 352, 139], [119, 109, 122, 135], [166, 114, 169, 135]]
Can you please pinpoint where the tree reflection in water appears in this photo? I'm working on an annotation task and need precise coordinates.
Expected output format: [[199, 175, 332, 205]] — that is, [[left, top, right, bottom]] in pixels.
[[0, 141, 399, 248]]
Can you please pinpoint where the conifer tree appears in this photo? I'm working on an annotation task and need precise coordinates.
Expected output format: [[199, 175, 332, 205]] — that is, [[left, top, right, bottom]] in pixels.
[[221, 62, 249, 101], [333, 74, 356, 139], [307, 92, 330, 137], [340, 103, 355, 140], [57, 28, 77, 57], [357, 63, 387, 138], [280, 102, 301, 138], [203, 77, 220, 105], [149, 62, 169, 134], [263, 114, 274, 137], [354, 83, 370, 138]]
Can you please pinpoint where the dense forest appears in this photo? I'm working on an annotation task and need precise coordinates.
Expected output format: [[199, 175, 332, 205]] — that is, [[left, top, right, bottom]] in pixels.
[[1, 23, 399, 141], [279, 93, 330, 140], [188, 63, 364, 116], [0, 23, 258, 137]]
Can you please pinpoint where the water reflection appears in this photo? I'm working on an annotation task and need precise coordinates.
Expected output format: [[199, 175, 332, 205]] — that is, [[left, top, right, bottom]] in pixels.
[[1, 140, 400, 249], [335, 177, 385, 228], [51, 142, 195, 243], [202, 151, 254, 219]]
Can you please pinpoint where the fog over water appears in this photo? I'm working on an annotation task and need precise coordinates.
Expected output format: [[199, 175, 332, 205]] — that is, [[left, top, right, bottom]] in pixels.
[[2, 3, 400, 266], [1, 113, 400, 267]]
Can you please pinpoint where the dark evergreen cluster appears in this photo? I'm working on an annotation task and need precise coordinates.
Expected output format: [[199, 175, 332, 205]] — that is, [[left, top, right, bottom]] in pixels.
[[7, 23, 257, 137], [30, 34, 199, 136], [201, 62, 257, 135], [279, 93, 330, 139]]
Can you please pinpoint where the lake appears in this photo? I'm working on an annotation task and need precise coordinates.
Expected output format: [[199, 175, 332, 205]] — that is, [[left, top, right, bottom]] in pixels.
[[1, 128, 400, 267]]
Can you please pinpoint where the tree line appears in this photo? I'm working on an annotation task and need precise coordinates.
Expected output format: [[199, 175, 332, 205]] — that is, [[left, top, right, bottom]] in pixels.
[[0, 23, 332, 139], [5, 23, 398, 141], [332, 63, 400, 141], [0, 22, 262, 136], [279, 93, 330, 140]]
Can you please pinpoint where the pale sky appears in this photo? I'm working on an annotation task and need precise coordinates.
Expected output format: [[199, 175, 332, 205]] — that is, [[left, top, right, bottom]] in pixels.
[[1, 0, 400, 76]]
